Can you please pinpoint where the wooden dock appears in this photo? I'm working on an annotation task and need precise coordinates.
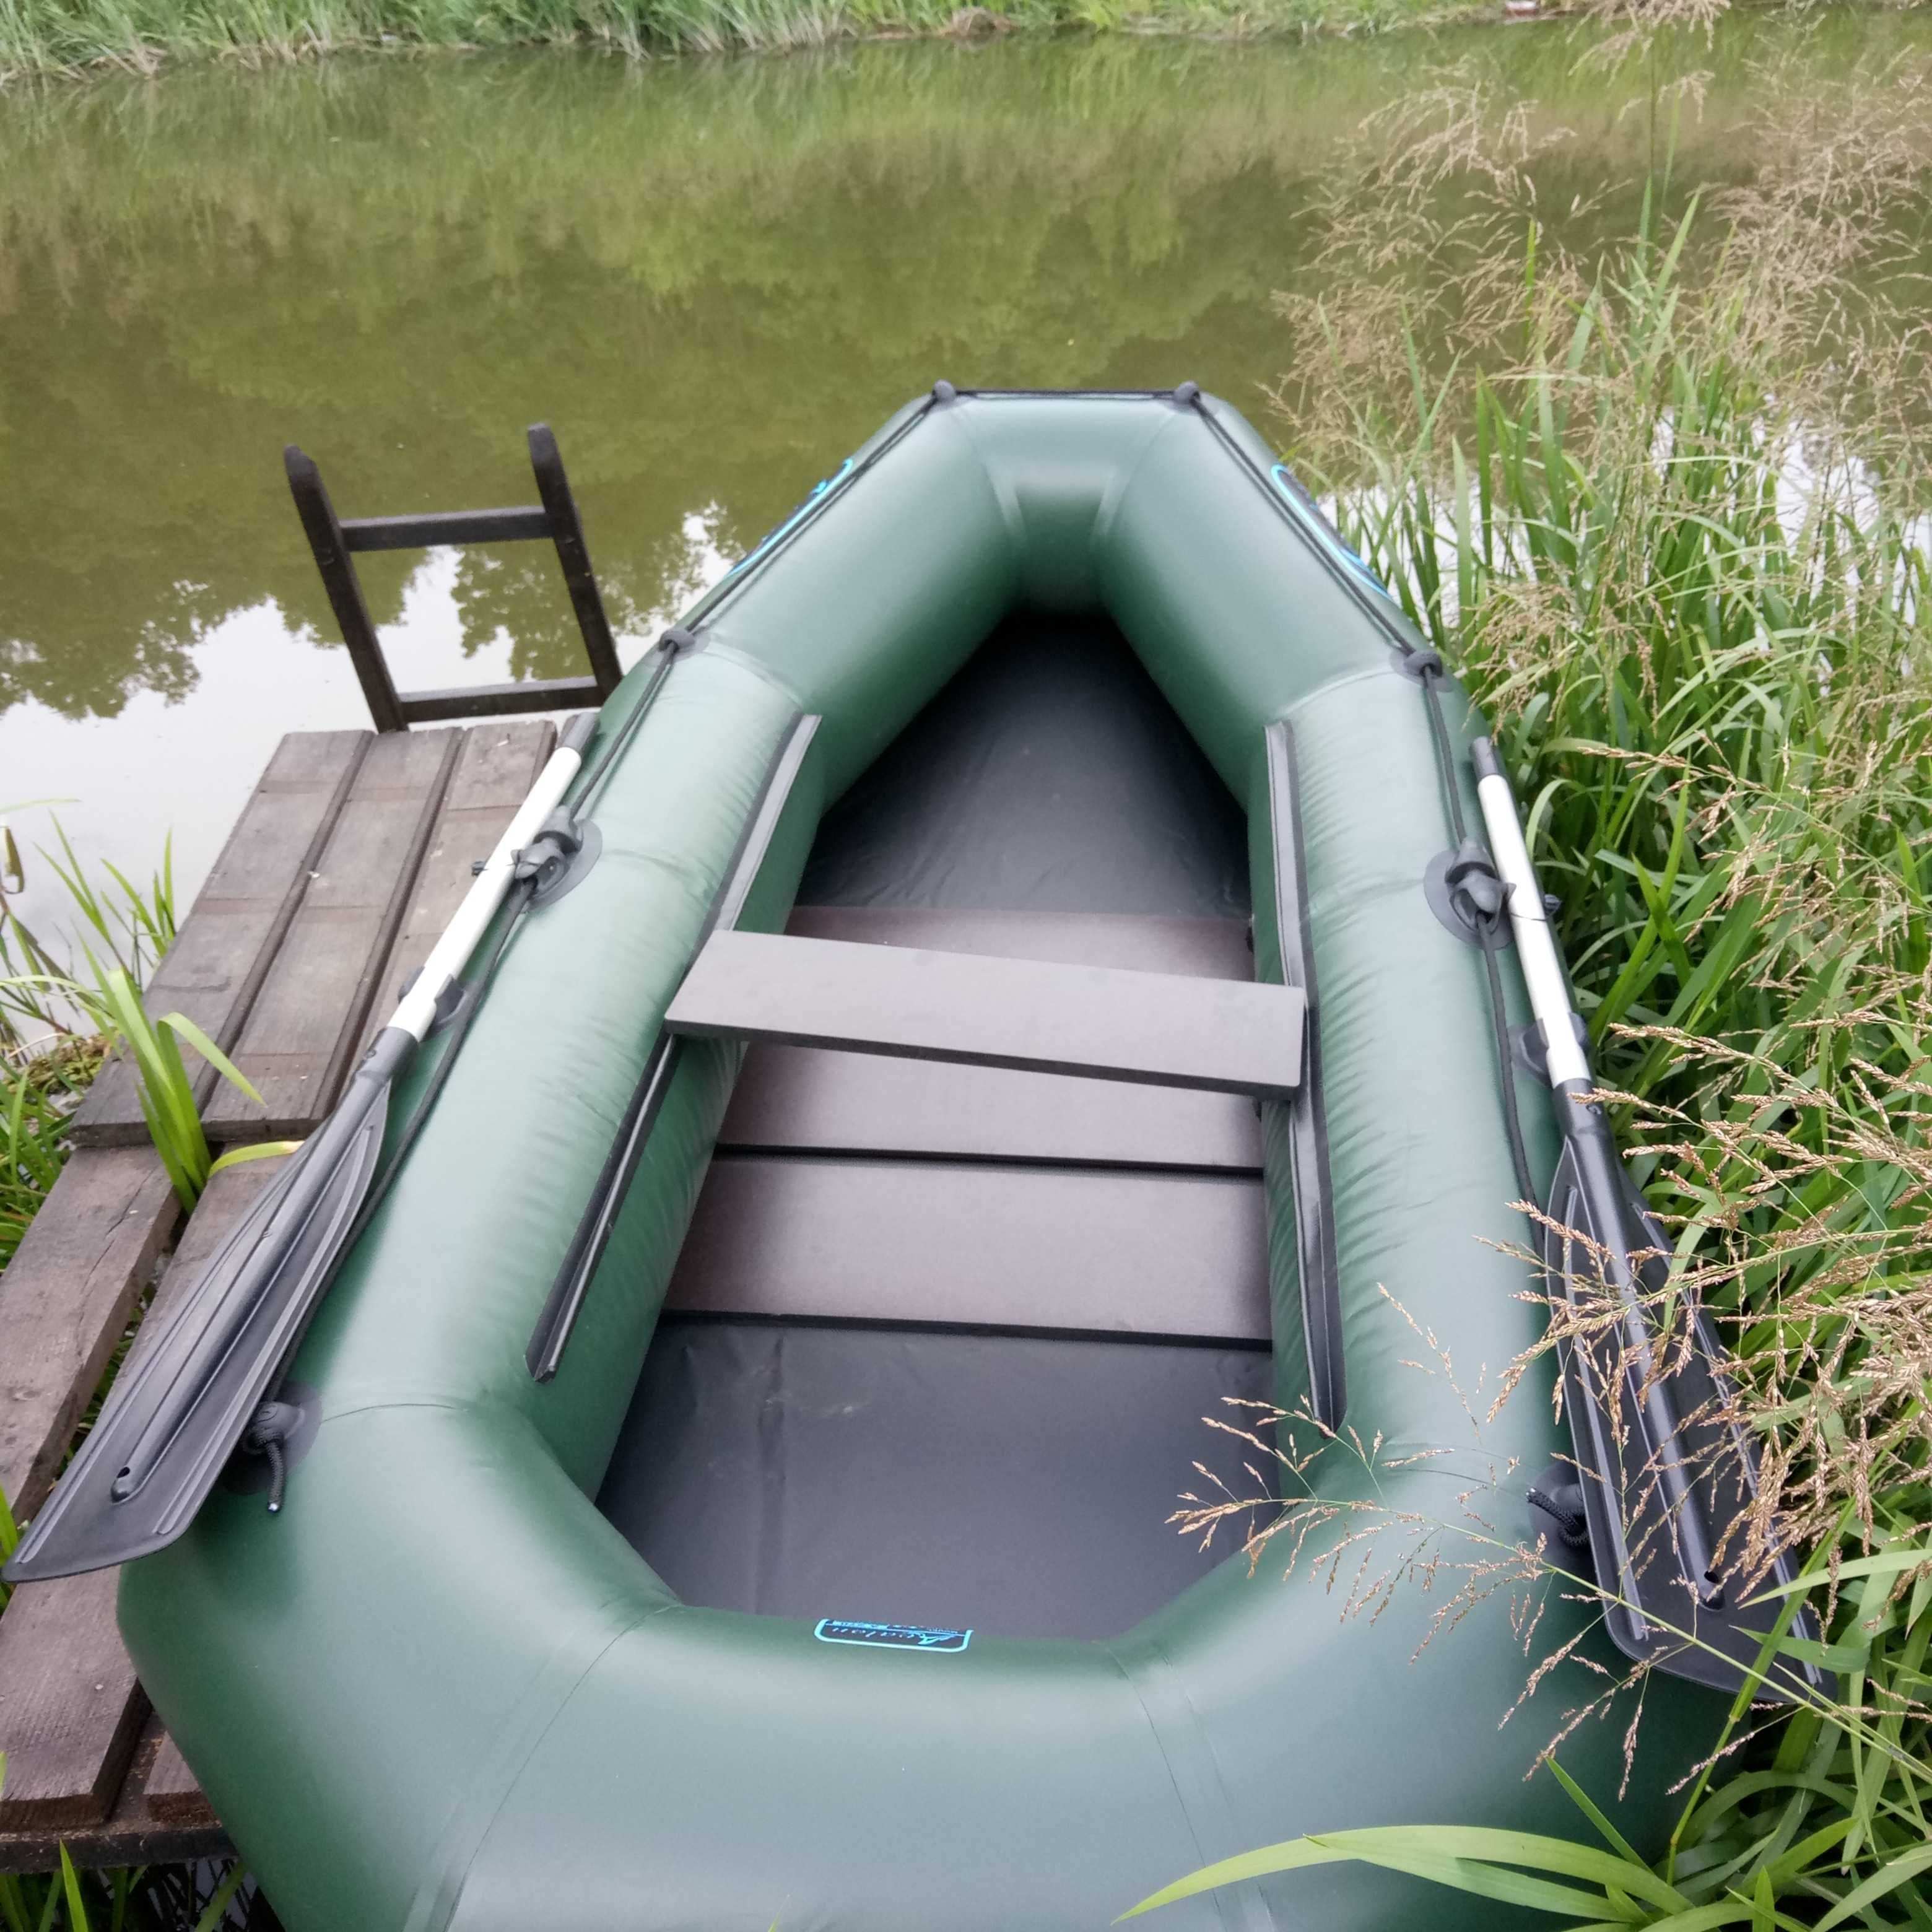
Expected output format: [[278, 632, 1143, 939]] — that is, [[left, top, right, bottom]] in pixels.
[[0, 718, 559, 1873]]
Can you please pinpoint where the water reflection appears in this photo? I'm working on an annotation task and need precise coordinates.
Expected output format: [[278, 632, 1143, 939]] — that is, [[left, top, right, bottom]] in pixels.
[[1, 12, 1926, 916]]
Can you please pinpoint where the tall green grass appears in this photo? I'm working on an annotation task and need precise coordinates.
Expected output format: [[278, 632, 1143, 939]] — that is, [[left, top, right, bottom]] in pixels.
[[0, 1786, 258, 1932], [0, 1034, 99, 1269], [0, 0, 1463, 82], [1, 812, 276, 1253], [0, 814, 174, 1053], [0, 811, 163, 1264], [1143, 40, 1932, 1926]]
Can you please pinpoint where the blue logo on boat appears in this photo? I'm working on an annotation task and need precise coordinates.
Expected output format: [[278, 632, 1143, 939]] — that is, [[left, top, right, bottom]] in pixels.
[[815, 1618, 972, 1653], [726, 458, 857, 578], [1269, 461, 1394, 598]]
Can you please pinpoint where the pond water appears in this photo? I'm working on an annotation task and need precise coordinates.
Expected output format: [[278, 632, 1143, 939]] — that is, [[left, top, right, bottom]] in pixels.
[[2, 7, 1926, 937]]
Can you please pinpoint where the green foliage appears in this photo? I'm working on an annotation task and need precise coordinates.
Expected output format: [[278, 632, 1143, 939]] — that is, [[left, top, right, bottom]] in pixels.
[[1, 810, 274, 1250], [0, 1837, 256, 1932], [0, 1677, 259, 1928], [1124, 1802, 1932, 1925], [0, 1483, 17, 1617], [1138, 72, 1932, 1920], [0, 1037, 100, 1269], [0, 814, 175, 1053], [73, 963, 274, 1212], [0, 0, 1465, 79]]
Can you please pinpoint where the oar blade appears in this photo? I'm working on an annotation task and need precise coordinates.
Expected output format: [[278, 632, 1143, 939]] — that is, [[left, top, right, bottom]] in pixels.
[[1542, 1143, 1821, 1699], [4, 1075, 391, 1583]]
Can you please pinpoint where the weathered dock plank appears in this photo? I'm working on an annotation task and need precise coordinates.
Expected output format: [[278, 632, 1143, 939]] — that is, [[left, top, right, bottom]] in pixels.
[[205, 729, 461, 1140], [0, 1148, 178, 1526], [72, 731, 370, 1146], [0, 1158, 285, 1837], [0, 1568, 147, 1830], [144, 1729, 217, 1829], [356, 720, 555, 1060], [0, 1716, 228, 1874]]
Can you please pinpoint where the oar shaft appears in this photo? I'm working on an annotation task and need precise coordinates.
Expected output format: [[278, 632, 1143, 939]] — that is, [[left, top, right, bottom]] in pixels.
[[95, 714, 594, 1500], [393, 713, 596, 1042], [1473, 738, 1725, 1607], [1469, 740, 1590, 1087], [1561, 1097, 1724, 1601]]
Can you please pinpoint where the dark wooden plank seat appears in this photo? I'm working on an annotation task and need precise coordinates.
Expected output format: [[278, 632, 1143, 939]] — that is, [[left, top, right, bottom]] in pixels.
[[675, 897, 1278, 1352], [781, 905, 1255, 975], [664, 1156, 1270, 1344], [720, 908, 1264, 1170], [721, 1048, 1264, 1170], [668, 929, 1302, 1099]]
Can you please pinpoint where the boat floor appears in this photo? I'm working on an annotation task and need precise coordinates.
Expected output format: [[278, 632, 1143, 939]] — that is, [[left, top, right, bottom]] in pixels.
[[596, 615, 1275, 1643], [599, 1321, 1270, 1641]]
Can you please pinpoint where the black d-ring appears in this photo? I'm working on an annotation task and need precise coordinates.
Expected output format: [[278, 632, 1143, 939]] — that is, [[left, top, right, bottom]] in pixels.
[[528, 817, 603, 909], [1425, 841, 1512, 949]]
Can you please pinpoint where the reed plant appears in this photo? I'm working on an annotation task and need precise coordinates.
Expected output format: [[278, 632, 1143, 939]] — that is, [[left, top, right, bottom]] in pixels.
[[0, 1772, 255, 1932], [1, 812, 274, 1251], [1136, 31, 1932, 1928], [0, 813, 174, 1053], [0, 1034, 100, 1268], [75, 963, 281, 1212], [0, 0, 1458, 80]]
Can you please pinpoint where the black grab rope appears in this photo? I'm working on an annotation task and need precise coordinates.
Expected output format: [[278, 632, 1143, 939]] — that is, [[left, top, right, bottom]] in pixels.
[[1412, 650, 1538, 1209], [265, 621, 694, 1354], [572, 627, 685, 810], [1173, 383, 1541, 1212], [250, 389, 950, 1412], [1177, 386, 1422, 661], [671, 387, 950, 644]]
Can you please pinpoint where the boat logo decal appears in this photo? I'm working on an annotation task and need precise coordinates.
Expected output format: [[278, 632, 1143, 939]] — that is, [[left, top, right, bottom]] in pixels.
[[726, 458, 856, 579], [1269, 461, 1394, 599], [814, 1618, 972, 1653]]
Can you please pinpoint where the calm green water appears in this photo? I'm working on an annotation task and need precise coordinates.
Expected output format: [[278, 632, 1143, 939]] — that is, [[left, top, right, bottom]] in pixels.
[[2, 11, 1926, 931]]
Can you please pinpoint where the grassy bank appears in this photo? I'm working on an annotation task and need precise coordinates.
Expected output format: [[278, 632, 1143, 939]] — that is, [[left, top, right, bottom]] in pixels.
[[0, 826, 150, 1269], [0, 0, 1476, 85], [1147, 33, 1932, 1926]]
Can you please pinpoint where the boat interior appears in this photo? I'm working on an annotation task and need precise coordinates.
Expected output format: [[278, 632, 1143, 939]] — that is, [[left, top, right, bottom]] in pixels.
[[596, 613, 1282, 1642]]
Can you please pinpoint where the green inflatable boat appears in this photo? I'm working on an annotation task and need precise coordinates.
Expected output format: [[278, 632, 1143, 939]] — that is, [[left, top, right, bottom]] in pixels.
[[18, 388, 1803, 1927]]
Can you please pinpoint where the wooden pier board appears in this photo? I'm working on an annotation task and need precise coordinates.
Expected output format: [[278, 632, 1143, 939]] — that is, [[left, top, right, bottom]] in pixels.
[[0, 719, 557, 1873]]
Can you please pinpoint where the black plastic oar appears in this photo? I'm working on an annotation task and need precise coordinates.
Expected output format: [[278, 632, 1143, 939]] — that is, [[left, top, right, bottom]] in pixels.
[[5, 715, 599, 1584], [1473, 738, 1821, 1698], [6, 1045, 395, 1579]]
